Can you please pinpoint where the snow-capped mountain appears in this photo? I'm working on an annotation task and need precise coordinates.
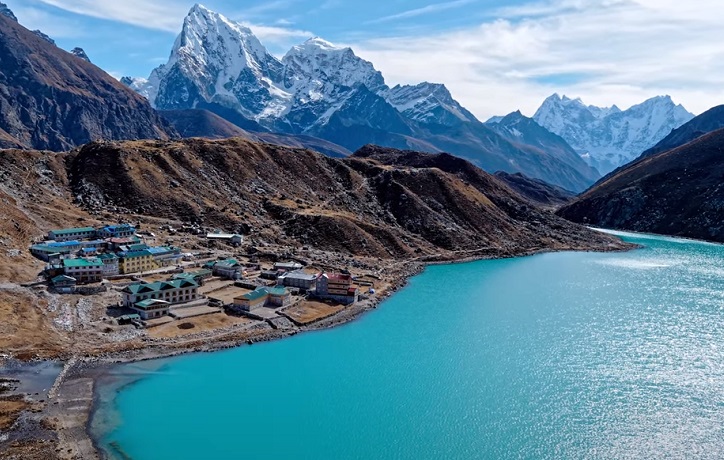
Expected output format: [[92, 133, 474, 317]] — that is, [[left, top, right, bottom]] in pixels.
[[142, 4, 286, 123], [127, 4, 479, 135], [533, 94, 694, 174], [122, 4, 609, 191], [383, 83, 478, 126]]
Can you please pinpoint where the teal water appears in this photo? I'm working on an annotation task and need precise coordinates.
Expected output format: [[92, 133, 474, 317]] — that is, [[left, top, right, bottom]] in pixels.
[[94, 231, 724, 459]]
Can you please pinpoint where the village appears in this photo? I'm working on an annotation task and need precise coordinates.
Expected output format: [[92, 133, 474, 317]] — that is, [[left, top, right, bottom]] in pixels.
[[28, 222, 384, 343]]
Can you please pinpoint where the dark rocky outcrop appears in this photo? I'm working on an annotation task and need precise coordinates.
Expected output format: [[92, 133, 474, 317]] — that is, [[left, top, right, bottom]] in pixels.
[[558, 128, 724, 242], [31, 29, 54, 45], [70, 47, 90, 62], [0, 14, 174, 151], [0, 2, 16, 21]]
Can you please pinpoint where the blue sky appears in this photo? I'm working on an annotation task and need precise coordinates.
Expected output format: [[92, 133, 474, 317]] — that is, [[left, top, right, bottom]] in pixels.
[[7, 0, 724, 119]]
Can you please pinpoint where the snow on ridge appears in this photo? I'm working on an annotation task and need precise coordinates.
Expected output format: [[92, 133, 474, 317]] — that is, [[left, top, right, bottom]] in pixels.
[[533, 93, 695, 174], [124, 5, 482, 132]]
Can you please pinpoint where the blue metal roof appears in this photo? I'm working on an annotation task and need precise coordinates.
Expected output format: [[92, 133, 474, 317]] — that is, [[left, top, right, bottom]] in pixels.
[[47, 240, 81, 247]]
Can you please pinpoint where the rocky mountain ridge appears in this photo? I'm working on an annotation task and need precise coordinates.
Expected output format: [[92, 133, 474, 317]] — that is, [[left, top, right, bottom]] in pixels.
[[486, 111, 601, 191], [0, 12, 175, 151], [0, 138, 625, 273]]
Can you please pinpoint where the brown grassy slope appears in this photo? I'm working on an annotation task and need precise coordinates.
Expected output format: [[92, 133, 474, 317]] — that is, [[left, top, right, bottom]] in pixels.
[[558, 128, 724, 242], [67, 138, 624, 258], [0, 151, 91, 358], [0, 149, 103, 281], [0, 289, 69, 360]]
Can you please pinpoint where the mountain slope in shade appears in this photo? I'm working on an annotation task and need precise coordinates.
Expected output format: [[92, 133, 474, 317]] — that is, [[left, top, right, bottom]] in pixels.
[[487, 111, 601, 192], [494, 171, 575, 209], [534, 94, 694, 174], [160, 109, 251, 139], [640, 105, 724, 158], [160, 108, 352, 158], [557, 128, 724, 242], [0, 14, 174, 151]]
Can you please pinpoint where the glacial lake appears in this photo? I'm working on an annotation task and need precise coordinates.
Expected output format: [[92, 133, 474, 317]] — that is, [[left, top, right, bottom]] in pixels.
[[93, 231, 724, 459]]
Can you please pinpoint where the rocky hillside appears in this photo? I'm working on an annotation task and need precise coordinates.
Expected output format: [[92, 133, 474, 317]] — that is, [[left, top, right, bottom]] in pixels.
[[60, 139, 622, 259], [0, 13, 174, 151], [493, 172, 575, 209], [558, 128, 724, 242]]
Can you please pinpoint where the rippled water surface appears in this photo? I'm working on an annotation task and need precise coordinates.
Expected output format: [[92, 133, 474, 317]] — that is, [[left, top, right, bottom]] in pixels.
[[95, 231, 724, 459]]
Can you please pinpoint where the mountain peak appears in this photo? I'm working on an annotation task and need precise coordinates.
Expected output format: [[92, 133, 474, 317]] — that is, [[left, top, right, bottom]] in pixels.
[[0, 2, 16, 22], [189, 3, 211, 15], [282, 37, 385, 94], [384, 82, 478, 125], [32, 29, 55, 45], [71, 47, 91, 62]]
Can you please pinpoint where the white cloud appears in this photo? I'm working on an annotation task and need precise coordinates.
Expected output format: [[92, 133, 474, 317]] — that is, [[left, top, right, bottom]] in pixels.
[[35, 0, 187, 32], [32, 0, 311, 48], [11, 5, 85, 38], [368, 0, 477, 24], [356, 0, 724, 119]]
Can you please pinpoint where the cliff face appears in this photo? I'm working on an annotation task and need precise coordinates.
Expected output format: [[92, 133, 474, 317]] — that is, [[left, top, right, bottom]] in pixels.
[[558, 128, 724, 242], [0, 15, 174, 151]]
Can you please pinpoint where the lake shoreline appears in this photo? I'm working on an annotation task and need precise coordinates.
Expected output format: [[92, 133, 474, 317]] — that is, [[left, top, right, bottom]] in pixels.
[[3, 240, 636, 460]]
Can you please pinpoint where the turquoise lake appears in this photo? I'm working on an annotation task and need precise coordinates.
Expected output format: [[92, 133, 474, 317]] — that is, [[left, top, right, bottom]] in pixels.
[[93, 231, 724, 459]]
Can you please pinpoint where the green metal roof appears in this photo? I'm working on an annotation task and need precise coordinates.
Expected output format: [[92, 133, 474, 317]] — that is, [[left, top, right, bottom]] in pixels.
[[50, 227, 95, 235], [127, 243, 150, 251], [99, 253, 119, 260], [135, 299, 170, 309], [118, 314, 141, 321], [217, 258, 240, 267], [63, 257, 102, 268], [123, 279, 198, 295], [31, 245, 66, 253], [269, 286, 289, 296], [51, 275, 76, 284], [239, 288, 269, 301]]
